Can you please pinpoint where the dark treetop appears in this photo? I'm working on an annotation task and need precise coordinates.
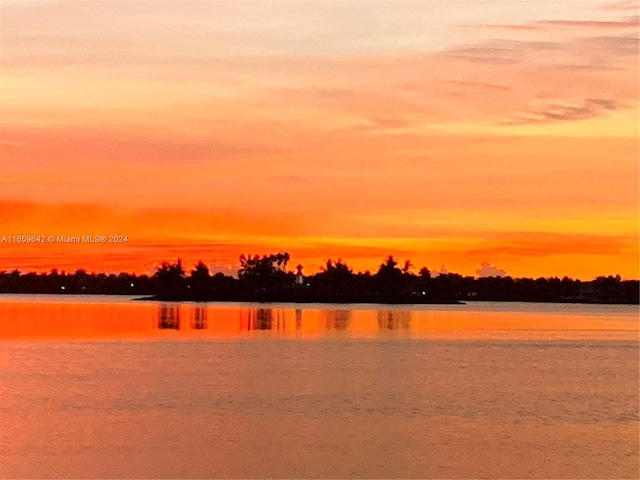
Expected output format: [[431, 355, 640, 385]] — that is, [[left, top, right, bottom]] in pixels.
[[1, 252, 638, 304]]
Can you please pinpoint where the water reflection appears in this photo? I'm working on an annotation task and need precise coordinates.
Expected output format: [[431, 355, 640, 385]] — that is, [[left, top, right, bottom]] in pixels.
[[191, 307, 208, 330], [158, 305, 181, 330], [256, 309, 272, 330], [295, 309, 302, 330], [2, 302, 638, 480], [0, 297, 636, 341], [247, 309, 288, 331], [377, 310, 412, 330], [322, 310, 352, 330]]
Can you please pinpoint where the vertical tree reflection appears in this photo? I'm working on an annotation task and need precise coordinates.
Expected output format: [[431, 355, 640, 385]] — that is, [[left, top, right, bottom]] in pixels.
[[273, 309, 285, 331], [377, 310, 412, 330], [158, 305, 181, 330], [191, 306, 208, 330], [333, 310, 351, 330], [322, 310, 352, 330], [255, 309, 272, 330], [295, 309, 302, 330], [245, 309, 289, 331]]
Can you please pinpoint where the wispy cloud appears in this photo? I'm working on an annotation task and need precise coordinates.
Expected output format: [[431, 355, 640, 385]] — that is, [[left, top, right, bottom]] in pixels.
[[447, 81, 512, 91], [0, 139, 29, 147], [0, 125, 287, 166], [538, 16, 639, 29], [469, 15, 640, 31], [467, 24, 540, 32], [577, 34, 639, 57], [507, 98, 620, 124], [445, 45, 523, 64], [600, 0, 639, 12], [444, 39, 564, 64], [465, 233, 635, 258]]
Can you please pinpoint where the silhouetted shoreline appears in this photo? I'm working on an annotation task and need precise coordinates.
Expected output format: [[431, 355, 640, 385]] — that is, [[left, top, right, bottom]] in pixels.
[[132, 296, 635, 305], [1, 253, 637, 305], [133, 295, 466, 305], [1, 292, 634, 305]]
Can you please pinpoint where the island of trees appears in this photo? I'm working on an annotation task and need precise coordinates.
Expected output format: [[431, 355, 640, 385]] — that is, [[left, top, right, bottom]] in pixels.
[[0, 252, 637, 304]]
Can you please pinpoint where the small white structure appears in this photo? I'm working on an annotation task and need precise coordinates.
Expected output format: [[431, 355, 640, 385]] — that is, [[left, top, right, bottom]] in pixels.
[[295, 264, 304, 285]]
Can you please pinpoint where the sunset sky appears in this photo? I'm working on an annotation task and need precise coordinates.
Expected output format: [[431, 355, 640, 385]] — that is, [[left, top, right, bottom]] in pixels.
[[1, 0, 638, 279]]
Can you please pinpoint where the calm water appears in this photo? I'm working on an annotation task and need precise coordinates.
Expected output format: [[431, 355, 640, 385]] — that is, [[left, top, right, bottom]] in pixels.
[[0, 296, 638, 478]]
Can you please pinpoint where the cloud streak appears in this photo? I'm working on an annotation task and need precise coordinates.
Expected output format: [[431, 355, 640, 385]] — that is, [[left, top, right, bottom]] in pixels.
[[600, 1, 639, 12], [469, 15, 640, 31], [507, 98, 620, 124]]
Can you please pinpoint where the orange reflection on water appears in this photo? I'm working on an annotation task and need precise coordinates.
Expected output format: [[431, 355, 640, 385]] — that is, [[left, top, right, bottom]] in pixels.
[[0, 296, 637, 341], [0, 300, 155, 340]]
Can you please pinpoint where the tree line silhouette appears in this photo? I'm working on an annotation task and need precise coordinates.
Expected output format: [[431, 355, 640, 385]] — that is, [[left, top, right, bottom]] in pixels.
[[0, 253, 637, 304]]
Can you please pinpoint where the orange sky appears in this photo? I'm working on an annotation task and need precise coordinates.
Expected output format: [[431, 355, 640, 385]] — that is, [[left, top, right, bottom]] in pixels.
[[0, 0, 638, 279]]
